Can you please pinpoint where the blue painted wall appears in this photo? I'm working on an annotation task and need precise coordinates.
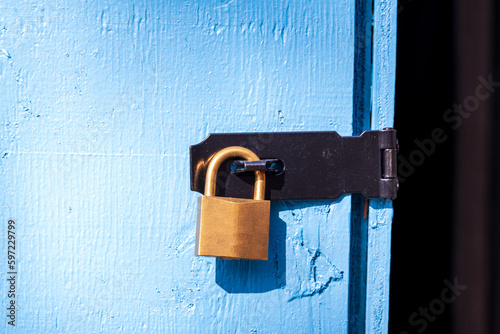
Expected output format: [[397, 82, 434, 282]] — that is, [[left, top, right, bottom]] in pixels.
[[0, 0, 396, 332]]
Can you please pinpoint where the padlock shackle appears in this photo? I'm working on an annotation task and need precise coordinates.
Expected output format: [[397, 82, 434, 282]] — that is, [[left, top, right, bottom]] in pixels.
[[204, 146, 266, 200]]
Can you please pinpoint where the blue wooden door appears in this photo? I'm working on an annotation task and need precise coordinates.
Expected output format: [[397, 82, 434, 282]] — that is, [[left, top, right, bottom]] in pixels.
[[0, 0, 396, 333]]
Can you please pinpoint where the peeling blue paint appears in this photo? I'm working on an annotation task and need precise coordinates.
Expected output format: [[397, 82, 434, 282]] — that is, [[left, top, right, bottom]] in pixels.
[[288, 249, 344, 302]]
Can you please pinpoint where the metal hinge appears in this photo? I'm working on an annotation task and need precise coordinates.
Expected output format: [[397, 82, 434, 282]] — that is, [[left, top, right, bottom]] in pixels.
[[190, 128, 399, 200]]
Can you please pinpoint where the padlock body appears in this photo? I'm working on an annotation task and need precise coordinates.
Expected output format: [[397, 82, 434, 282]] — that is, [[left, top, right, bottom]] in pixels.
[[195, 196, 270, 260]]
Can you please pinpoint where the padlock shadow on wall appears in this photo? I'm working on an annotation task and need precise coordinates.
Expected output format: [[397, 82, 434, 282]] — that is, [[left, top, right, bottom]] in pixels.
[[215, 204, 286, 293]]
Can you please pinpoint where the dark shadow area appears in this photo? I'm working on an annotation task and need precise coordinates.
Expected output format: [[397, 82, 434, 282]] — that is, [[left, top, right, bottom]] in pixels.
[[216, 202, 286, 293], [348, 0, 372, 329], [348, 194, 368, 333], [492, 1, 500, 330], [392, 0, 500, 332], [390, 0, 455, 333]]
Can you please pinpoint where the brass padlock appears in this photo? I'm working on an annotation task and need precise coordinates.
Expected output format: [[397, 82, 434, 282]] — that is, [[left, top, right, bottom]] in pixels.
[[195, 146, 270, 260]]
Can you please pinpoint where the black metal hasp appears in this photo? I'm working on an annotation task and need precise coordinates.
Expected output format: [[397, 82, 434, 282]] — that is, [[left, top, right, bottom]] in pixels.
[[232, 159, 282, 174], [190, 129, 398, 200]]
